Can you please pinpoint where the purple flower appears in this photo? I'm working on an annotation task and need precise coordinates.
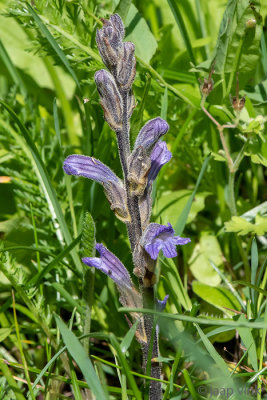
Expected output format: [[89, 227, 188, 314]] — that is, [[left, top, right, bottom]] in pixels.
[[63, 155, 119, 184], [82, 243, 133, 289], [141, 222, 191, 260], [148, 141, 172, 184], [157, 295, 169, 311], [134, 118, 169, 152]]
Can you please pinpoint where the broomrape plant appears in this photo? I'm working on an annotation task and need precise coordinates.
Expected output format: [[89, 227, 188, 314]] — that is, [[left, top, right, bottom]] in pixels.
[[63, 14, 190, 400]]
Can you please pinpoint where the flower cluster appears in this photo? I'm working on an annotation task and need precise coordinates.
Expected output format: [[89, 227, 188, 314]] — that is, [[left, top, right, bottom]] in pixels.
[[63, 13, 190, 319]]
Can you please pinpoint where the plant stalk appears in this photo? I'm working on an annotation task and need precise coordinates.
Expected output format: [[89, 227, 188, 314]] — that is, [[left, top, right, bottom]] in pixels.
[[117, 88, 162, 399]]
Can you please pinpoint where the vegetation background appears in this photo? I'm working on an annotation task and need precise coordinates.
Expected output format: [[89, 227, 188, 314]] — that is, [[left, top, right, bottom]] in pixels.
[[0, 0, 266, 399]]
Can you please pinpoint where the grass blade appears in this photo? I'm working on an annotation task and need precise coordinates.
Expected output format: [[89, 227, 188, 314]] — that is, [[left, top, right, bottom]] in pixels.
[[55, 315, 108, 400], [175, 154, 211, 235], [251, 238, 258, 316], [0, 40, 27, 97], [119, 307, 267, 329], [109, 334, 142, 400], [167, 0, 196, 66], [0, 102, 83, 274], [26, 3, 81, 91]]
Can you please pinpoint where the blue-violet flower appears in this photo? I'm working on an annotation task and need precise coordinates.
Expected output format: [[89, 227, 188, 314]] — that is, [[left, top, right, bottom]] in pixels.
[[134, 117, 169, 152], [82, 243, 133, 289], [141, 222, 191, 260], [148, 141, 172, 184], [63, 154, 119, 184]]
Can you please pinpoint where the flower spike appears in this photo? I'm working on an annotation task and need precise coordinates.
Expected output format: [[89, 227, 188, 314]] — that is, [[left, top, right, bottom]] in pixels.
[[141, 222, 191, 260]]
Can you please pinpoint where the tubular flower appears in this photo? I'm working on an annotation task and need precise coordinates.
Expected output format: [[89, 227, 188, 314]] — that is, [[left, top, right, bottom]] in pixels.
[[134, 117, 169, 152], [141, 222, 191, 260], [82, 243, 133, 289], [157, 295, 169, 311], [148, 141, 172, 184], [83, 244, 145, 342], [63, 154, 119, 184], [63, 155, 130, 222]]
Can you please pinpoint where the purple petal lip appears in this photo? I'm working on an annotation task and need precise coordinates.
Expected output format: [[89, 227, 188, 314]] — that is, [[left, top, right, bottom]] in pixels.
[[63, 155, 119, 184], [134, 117, 169, 150], [82, 243, 132, 289], [141, 222, 191, 260], [148, 141, 172, 184], [157, 295, 169, 311]]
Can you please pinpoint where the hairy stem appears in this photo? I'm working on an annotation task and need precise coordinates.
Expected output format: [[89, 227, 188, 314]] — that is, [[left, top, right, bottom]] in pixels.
[[142, 287, 162, 400], [117, 88, 161, 398]]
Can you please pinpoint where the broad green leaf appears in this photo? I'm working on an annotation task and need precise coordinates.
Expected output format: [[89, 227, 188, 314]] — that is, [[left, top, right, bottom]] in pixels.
[[125, 4, 157, 63], [155, 190, 209, 227], [0, 40, 27, 97], [192, 281, 242, 316], [225, 215, 267, 236], [196, 0, 262, 75], [189, 234, 224, 286], [245, 138, 267, 167], [237, 314, 258, 371], [115, 0, 132, 21], [55, 315, 108, 400]]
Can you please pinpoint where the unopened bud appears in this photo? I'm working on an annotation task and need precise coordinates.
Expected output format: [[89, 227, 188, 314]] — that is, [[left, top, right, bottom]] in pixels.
[[134, 117, 169, 152], [246, 18, 256, 28], [128, 146, 151, 196], [109, 14, 125, 38], [116, 42, 136, 90], [231, 95, 246, 112], [96, 15, 124, 69], [200, 76, 214, 96], [95, 69, 122, 131]]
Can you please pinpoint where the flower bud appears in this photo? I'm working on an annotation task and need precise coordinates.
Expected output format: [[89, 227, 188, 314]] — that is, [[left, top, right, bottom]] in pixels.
[[128, 146, 151, 196], [109, 14, 125, 38], [116, 42, 136, 90], [95, 69, 123, 131], [231, 95, 246, 112], [246, 18, 256, 28], [200, 76, 213, 96], [96, 14, 124, 69], [134, 117, 169, 152]]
